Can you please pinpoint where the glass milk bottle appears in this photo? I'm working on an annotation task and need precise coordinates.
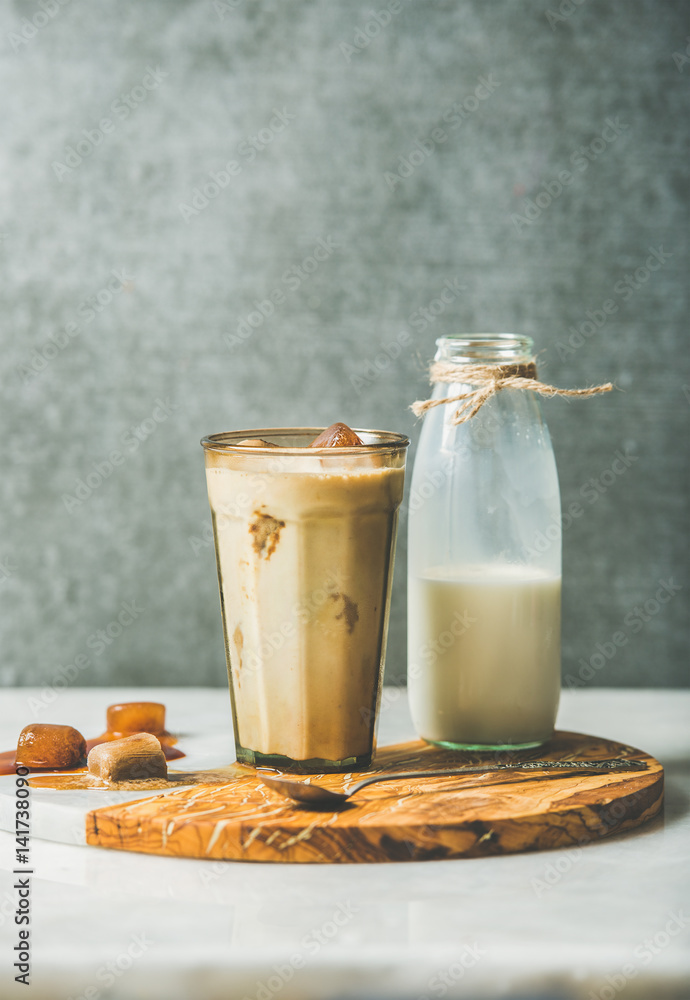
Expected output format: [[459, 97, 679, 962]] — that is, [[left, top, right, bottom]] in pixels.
[[407, 335, 561, 750]]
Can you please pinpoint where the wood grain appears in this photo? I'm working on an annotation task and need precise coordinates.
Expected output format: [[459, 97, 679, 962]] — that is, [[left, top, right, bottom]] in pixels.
[[86, 731, 663, 863]]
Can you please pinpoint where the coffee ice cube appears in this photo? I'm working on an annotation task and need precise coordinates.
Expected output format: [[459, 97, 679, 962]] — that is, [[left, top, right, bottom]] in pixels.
[[15, 724, 87, 770], [87, 732, 167, 782], [237, 438, 278, 448], [106, 702, 167, 736], [310, 423, 363, 448]]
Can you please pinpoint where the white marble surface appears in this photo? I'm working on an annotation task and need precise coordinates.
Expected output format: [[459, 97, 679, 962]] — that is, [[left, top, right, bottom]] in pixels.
[[0, 687, 688, 1000]]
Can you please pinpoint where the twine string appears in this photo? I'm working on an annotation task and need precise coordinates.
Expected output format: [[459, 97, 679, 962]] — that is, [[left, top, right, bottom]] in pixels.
[[411, 360, 613, 425]]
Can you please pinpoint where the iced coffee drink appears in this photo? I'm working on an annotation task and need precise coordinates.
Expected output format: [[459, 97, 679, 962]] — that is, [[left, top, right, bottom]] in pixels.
[[201, 425, 408, 772]]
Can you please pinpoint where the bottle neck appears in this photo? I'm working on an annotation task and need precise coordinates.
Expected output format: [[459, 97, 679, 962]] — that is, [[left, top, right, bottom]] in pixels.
[[435, 335, 534, 366]]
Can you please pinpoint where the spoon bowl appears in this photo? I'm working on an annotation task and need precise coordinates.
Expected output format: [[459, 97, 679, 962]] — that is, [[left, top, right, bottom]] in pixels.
[[261, 775, 349, 805]]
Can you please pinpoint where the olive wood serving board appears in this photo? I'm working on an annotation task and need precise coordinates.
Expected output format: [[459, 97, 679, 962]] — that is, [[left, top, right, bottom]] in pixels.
[[85, 731, 663, 863]]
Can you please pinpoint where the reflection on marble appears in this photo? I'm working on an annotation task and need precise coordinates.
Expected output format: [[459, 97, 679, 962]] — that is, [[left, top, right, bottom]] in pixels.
[[0, 688, 688, 1000]]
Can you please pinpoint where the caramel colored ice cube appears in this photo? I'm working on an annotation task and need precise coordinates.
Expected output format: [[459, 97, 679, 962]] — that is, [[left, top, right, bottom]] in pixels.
[[310, 423, 363, 448], [106, 702, 166, 736], [87, 733, 167, 782], [15, 724, 87, 770]]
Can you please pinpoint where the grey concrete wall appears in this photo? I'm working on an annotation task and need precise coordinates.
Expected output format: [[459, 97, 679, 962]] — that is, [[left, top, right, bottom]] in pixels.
[[2, 0, 688, 692]]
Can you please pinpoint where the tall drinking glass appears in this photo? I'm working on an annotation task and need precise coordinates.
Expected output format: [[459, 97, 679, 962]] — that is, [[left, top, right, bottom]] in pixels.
[[201, 428, 408, 773]]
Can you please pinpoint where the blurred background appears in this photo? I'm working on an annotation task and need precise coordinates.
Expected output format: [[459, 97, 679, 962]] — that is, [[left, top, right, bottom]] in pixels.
[[2, 0, 688, 692]]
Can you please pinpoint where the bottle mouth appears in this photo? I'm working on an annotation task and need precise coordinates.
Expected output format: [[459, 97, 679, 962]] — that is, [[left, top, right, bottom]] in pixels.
[[435, 334, 534, 364]]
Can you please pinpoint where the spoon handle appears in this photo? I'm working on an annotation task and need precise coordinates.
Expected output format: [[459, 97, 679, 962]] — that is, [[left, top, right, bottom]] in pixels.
[[348, 758, 646, 796]]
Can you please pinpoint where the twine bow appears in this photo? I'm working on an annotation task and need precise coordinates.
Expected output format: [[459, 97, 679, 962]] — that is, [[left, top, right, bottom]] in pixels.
[[411, 361, 613, 425]]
